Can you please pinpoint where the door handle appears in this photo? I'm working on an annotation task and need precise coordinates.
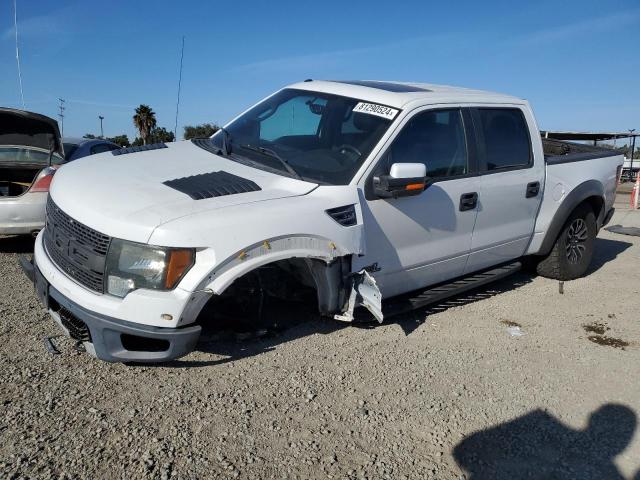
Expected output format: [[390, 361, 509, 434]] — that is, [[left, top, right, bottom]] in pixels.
[[526, 181, 540, 198], [459, 192, 478, 211]]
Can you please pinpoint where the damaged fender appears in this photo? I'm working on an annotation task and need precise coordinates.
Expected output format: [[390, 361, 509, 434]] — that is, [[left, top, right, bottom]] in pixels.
[[202, 234, 362, 295]]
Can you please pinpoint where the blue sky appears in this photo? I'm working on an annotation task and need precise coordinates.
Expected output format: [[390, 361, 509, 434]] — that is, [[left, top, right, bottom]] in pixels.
[[1, 0, 638, 141]]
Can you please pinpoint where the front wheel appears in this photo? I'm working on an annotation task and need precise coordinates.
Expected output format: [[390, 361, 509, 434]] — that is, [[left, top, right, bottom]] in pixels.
[[535, 204, 597, 280]]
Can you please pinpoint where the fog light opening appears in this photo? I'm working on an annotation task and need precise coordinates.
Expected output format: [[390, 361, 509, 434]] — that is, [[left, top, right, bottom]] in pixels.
[[120, 334, 170, 352]]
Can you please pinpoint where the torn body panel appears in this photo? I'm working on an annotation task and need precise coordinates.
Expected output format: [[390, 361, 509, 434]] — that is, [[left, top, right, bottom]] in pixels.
[[334, 270, 383, 323]]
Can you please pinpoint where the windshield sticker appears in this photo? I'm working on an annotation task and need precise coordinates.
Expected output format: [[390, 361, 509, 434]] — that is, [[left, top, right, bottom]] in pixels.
[[353, 102, 399, 120]]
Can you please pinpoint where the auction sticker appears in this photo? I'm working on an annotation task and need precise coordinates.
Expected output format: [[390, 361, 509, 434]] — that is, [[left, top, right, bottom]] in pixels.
[[353, 102, 399, 120]]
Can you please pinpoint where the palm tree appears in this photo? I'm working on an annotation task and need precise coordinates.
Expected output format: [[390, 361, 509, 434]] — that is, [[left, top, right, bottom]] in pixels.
[[133, 105, 157, 145]]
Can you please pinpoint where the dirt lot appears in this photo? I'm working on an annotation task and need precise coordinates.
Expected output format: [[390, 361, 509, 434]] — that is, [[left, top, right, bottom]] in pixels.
[[1, 208, 640, 479]]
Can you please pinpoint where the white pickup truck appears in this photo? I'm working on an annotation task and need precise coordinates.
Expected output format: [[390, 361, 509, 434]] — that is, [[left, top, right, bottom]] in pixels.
[[21, 80, 623, 363]]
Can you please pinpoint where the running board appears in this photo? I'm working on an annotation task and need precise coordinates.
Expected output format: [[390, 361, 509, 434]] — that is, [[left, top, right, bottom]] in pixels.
[[382, 261, 522, 318]]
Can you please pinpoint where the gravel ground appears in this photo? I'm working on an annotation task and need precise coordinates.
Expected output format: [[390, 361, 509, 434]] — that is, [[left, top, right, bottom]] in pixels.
[[1, 221, 639, 479]]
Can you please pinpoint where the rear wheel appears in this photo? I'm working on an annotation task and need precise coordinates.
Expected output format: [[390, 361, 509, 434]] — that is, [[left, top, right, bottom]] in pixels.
[[535, 204, 596, 280]]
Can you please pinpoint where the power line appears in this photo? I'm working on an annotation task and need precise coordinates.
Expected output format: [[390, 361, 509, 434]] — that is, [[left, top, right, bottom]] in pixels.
[[174, 35, 185, 141], [14, 0, 25, 109]]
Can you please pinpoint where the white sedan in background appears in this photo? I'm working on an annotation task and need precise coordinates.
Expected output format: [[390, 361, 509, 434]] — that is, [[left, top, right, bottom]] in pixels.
[[0, 108, 65, 236]]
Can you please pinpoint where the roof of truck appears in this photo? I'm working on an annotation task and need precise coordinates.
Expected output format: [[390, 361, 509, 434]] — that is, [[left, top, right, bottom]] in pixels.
[[288, 80, 525, 109]]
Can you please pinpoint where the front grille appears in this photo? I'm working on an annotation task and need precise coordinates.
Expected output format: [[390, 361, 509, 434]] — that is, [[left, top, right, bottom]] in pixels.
[[46, 197, 110, 255], [44, 197, 111, 293], [58, 306, 92, 342]]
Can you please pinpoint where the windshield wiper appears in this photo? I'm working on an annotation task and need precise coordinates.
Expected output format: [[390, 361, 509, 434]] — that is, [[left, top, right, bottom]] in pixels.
[[240, 144, 304, 181]]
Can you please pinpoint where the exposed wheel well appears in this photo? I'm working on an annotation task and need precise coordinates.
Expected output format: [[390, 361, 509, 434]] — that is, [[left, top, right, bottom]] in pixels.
[[193, 257, 348, 325]]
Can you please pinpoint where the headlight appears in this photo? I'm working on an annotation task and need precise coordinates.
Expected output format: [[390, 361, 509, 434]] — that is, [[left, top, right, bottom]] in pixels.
[[105, 239, 195, 298]]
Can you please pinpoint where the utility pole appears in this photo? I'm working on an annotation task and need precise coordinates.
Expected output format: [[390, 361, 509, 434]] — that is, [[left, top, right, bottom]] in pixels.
[[99, 115, 104, 138], [58, 98, 66, 137], [174, 35, 185, 140], [630, 129, 636, 177], [13, 0, 25, 109]]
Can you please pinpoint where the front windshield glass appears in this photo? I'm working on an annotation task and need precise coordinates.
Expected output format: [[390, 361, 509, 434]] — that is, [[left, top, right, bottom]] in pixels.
[[211, 89, 397, 184], [63, 143, 79, 160]]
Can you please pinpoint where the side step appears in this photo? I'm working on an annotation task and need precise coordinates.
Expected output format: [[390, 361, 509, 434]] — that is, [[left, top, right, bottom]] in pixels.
[[382, 261, 522, 318]]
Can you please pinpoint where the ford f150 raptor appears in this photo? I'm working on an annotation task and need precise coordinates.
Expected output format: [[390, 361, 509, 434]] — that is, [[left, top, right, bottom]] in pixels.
[[20, 80, 623, 362]]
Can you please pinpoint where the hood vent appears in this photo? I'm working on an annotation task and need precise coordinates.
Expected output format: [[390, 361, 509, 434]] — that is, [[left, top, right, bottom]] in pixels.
[[112, 143, 167, 156], [326, 204, 357, 226], [163, 171, 261, 200]]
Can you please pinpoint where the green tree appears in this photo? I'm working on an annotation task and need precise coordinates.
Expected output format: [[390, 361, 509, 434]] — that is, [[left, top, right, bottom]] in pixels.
[[132, 105, 157, 145], [149, 127, 175, 144], [183, 123, 220, 140], [107, 134, 131, 147], [82, 133, 97, 139], [132, 127, 174, 146]]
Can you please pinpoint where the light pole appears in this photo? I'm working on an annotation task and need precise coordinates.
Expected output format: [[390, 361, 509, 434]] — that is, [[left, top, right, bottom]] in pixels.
[[99, 115, 104, 138]]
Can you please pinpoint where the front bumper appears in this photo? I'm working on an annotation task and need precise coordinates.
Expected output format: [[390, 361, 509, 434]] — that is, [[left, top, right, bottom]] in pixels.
[[21, 257, 202, 363]]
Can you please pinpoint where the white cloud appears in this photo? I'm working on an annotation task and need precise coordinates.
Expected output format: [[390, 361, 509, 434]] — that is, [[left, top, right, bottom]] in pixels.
[[1, 2, 81, 41], [231, 33, 459, 74], [519, 9, 640, 46]]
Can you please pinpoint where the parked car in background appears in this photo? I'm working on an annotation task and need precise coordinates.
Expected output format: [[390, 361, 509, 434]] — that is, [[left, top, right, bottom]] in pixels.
[[0, 108, 65, 236], [63, 137, 121, 161]]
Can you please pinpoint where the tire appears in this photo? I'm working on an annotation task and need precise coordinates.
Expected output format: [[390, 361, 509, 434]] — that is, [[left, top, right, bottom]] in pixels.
[[535, 203, 597, 280]]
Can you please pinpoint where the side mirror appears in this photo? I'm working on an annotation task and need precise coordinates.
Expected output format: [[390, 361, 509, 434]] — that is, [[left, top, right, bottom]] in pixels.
[[373, 163, 430, 198]]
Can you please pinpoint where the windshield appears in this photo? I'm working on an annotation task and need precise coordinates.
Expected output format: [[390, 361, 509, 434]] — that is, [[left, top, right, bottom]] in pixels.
[[63, 143, 79, 160], [211, 89, 397, 184]]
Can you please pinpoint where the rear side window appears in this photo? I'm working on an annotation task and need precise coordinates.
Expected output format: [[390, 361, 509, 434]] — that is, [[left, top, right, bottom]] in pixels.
[[475, 108, 531, 171]]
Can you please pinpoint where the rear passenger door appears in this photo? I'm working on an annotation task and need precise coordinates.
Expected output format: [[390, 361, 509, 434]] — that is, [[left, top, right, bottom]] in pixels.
[[464, 107, 544, 273]]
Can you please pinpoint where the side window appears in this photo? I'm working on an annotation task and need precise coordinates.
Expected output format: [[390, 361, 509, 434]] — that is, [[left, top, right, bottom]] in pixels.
[[259, 95, 326, 141], [476, 108, 531, 171], [90, 143, 117, 155], [385, 109, 468, 178]]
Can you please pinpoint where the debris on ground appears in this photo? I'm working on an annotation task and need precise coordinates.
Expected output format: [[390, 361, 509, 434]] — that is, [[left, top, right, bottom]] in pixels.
[[605, 225, 640, 236]]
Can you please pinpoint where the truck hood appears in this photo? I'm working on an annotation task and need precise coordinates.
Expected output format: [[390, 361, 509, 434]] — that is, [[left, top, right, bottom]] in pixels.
[[49, 140, 318, 243]]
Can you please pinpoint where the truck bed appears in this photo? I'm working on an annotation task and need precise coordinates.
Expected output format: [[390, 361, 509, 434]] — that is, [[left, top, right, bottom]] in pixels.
[[542, 138, 621, 165], [525, 139, 623, 256]]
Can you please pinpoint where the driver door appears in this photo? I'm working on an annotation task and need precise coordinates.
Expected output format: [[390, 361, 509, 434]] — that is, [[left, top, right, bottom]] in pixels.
[[353, 107, 480, 298]]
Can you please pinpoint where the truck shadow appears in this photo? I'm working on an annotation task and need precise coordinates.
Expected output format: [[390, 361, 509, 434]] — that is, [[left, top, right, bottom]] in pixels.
[[453, 403, 637, 480], [0, 235, 35, 254], [587, 237, 633, 275]]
